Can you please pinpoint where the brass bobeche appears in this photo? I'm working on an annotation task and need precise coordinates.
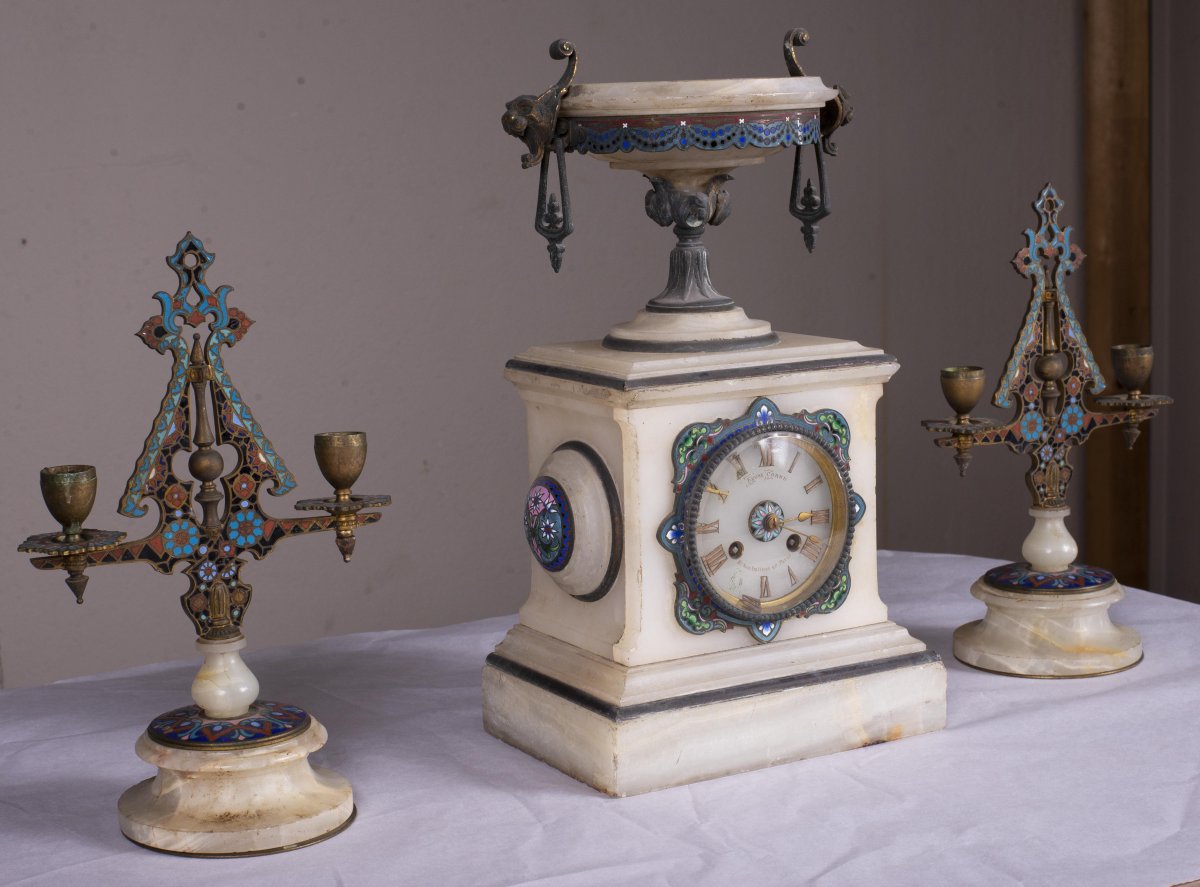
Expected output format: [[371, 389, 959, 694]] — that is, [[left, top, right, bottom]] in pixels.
[[314, 432, 367, 500], [295, 431, 389, 564], [930, 368, 991, 477], [40, 465, 96, 543], [310, 431, 370, 563], [31, 464, 115, 603], [940, 367, 986, 422], [1111, 344, 1154, 397]]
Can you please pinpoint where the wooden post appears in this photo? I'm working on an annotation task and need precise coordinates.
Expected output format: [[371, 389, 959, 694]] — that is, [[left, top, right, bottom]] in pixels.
[[1083, 0, 1151, 587]]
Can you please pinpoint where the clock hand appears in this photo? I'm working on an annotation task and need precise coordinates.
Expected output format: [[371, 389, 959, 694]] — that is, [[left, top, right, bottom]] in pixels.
[[784, 509, 830, 528], [705, 485, 731, 503], [763, 512, 812, 534]]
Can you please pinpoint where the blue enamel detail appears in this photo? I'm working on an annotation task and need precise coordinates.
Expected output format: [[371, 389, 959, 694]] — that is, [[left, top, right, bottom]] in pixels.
[[749, 501, 785, 542], [750, 621, 782, 643], [148, 701, 309, 748], [997, 184, 1102, 407], [984, 562, 1115, 591], [208, 339, 296, 496], [524, 476, 574, 572], [227, 510, 265, 548], [163, 518, 200, 557], [849, 492, 866, 526], [119, 339, 190, 517], [1060, 402, 1085, 434], [572, 115, 821, 155], [120, 232, 295, 515]]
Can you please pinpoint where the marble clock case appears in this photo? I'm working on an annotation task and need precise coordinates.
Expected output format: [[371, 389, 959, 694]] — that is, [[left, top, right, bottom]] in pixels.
[[483, 333, 947, 797]]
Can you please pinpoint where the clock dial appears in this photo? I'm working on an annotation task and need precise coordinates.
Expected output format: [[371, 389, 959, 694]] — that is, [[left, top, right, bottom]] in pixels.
[[658, 398, 863, 643], [683, 425, 849, 621]]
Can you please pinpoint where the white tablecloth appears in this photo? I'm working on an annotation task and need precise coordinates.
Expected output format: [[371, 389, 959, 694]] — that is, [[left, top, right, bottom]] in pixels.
[[1, 550, 1197, 886]]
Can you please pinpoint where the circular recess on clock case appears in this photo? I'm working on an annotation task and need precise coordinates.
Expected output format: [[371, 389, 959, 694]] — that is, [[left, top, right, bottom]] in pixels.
[[522, 442, 622, 602]]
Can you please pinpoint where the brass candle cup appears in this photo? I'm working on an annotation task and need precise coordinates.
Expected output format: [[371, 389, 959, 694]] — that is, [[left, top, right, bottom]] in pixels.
[[940, 367, 986, 422], [1111, 344, 1153, 395], [40, 464, 97, 542], [314, 432, 367, 500]]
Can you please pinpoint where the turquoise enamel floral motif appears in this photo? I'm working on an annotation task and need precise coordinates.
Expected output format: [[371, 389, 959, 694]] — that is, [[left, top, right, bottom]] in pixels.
[[657, 397, 864, 644]]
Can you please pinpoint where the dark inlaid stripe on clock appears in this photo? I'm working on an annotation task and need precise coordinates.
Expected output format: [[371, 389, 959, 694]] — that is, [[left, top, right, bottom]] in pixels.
[[485, 649, 943, 724], [505, 353, 900, 393]]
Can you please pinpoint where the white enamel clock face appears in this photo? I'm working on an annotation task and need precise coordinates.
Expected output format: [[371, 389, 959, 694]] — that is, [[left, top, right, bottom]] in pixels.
[[684, 428, 849, 620]]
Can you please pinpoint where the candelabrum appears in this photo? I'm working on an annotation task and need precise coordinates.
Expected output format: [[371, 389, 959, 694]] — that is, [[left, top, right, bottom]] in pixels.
[[501, 29, 851, 352], [18, 233, 390, 856], [921, 184, 1170, 678]]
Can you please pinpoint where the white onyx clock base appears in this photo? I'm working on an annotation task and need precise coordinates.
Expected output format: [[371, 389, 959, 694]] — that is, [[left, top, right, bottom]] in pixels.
[[485, 623, 945, 796], [485, 333, 947, 795], [952, 508, 1142, 678]]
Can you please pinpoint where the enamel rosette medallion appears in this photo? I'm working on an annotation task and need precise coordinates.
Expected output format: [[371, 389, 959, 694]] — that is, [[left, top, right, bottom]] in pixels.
[[658, 397, 864, 643]]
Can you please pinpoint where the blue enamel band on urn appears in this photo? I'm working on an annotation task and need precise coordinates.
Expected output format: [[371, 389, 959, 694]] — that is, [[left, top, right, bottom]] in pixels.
[[568, 111, 821, 155]]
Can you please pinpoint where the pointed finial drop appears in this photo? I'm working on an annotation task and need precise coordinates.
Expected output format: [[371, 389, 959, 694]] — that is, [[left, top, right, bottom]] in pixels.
[[1122, 423, 1142, 450], [65, 572, 88, 604], [336, 534, 356, 563], [800, 179, 820, 252]]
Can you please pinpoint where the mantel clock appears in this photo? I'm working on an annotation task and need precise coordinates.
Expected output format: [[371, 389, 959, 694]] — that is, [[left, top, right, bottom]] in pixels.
[[483, 33, 946, 796]]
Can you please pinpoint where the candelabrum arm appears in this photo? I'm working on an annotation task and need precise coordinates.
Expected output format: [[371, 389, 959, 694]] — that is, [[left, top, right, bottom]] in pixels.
[[28, 511, 383, 573]]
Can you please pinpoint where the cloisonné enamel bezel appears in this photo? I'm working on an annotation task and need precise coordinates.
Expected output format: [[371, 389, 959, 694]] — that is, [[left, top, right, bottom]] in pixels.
[[658, 397, 864, 643]]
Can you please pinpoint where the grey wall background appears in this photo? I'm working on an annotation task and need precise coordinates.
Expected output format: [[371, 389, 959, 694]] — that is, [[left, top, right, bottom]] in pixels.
[[0, 0, 1086, 687]]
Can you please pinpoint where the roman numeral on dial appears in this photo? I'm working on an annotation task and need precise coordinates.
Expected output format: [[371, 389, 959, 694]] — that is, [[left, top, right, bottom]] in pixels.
[[760, 575, 771, 599], [730, 453, 748, 479], [695, 520, 720, 534], [810, 509, 830, 524], [701, 544, 728, 575], [787, 565, 800, 587], [804, 475, 824, 494], [800, 536, 824, 562], [758, 440, 774, 468]]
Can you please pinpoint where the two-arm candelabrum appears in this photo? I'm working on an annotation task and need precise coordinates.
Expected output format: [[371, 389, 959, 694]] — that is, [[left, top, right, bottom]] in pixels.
[[17, 233, 390, 855], [920, 185, 1171, 678]]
